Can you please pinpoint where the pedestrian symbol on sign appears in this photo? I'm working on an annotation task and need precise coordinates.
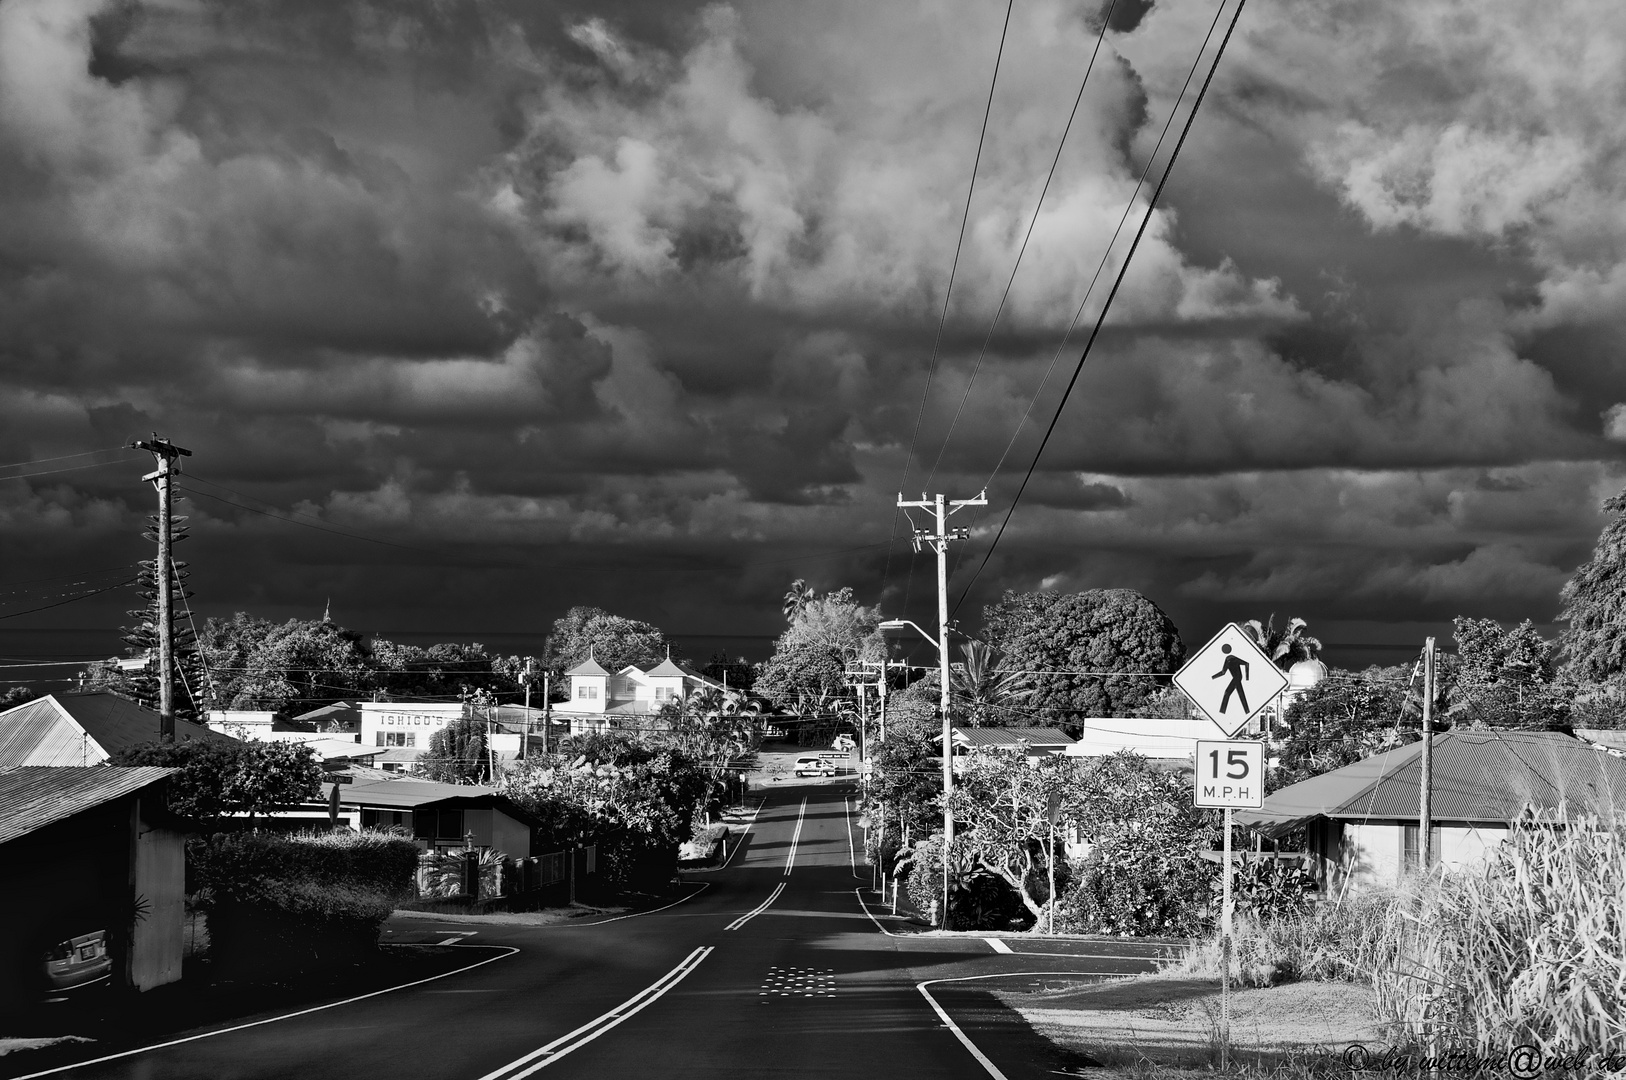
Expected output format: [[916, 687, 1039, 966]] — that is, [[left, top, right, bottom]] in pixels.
[[1212, 645, 1249, 715]]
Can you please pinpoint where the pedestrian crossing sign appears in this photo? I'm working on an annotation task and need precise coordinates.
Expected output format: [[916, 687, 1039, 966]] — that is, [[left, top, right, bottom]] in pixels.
[[1172, 623, 1288, 737]]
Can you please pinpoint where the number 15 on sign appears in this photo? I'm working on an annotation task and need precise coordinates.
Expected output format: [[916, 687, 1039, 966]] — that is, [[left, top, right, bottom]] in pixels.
[[1194, 740, 1263, 809]]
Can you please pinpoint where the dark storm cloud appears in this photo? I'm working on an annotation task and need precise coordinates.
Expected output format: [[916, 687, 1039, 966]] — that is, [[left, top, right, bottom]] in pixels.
[[4, 0, 1626, 651]]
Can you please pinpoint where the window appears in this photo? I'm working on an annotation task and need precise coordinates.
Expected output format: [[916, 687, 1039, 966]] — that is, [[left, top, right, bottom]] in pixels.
[[1402, 824, 1442, 869], [378, 732, 415, 748], [577, 684, 598, 700]]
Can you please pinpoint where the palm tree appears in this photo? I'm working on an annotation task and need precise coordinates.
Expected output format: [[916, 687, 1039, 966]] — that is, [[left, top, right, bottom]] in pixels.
[[950, 640, 1034, 727], [1241, 616, 1323, 670], [782, 579, 817, 621]]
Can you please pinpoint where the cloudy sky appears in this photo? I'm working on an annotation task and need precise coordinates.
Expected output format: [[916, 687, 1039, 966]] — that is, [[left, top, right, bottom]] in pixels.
[[3, 0, 1624, 663]]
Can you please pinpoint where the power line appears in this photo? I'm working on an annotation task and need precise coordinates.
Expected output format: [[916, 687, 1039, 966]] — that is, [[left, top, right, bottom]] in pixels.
[[0, 576, 141, 621], [0, 460, 134, 482], [923, 0, 1122, 494], [885, 0, 1016, 602], [953, 0, 1250, 617], [177, 482, 433, 552], [0, 447, 131, 471]]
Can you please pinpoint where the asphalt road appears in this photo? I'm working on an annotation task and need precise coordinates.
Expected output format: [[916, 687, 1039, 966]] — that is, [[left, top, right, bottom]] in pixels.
[[14, 784, 1180, 1080]]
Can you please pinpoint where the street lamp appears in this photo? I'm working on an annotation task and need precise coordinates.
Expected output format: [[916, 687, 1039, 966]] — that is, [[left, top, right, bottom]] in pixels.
[[878, 617, 954, 930]]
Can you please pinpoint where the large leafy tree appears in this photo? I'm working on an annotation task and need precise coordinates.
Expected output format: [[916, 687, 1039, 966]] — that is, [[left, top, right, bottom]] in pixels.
[[1445, 617, 1569, 731], [755, 587, 883, 711], [542, 606, 670, 675], [980, 589, 1184, 729], [112, 739, 322, 828], [1275, 665, 1415, 791], [1560, 487, 1626, 682], [197, 613, 374, 713]]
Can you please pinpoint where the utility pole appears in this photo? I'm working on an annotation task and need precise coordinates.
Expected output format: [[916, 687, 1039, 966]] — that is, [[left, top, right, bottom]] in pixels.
[[132, 435, 192, 741], [1418, 636, 1435, 873], [542, 670, 552, 754], [897, 489, 986, 930], [522, 659, 533, 762]]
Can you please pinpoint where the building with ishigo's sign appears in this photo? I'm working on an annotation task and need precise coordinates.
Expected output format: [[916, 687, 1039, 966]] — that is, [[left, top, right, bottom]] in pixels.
[[359, 703, 466, 749]]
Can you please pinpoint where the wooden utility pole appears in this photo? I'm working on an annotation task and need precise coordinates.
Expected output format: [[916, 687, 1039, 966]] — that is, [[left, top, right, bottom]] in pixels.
[[1418, 636, 1436, 873], [542, 671, 552, 754], [896, 489, 987, 930], [132, 435, 191, 741]]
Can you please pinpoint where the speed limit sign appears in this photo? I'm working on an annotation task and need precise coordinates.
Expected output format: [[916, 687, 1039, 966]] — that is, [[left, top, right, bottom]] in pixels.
[[1194, 740, 1264, 809]]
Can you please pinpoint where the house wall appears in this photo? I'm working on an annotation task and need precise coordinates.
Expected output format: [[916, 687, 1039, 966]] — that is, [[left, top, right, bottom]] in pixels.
[[489, 811, 531, 859], [130, 805, 185, 991], [1337, 820, 1510, 889], [569, 676, 608, 713]]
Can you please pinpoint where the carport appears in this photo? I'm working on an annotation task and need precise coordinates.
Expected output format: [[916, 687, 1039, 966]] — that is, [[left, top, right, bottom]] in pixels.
[[0, 767, 194, 1010]]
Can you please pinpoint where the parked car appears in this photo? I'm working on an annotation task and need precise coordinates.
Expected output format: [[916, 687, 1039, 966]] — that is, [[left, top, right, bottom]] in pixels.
[[43, 930, 111, 993], [794, 756, 837, 777]]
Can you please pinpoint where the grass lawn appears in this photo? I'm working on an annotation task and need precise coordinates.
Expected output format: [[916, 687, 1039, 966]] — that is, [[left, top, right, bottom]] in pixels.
[[998, 971, 1384, 1075]]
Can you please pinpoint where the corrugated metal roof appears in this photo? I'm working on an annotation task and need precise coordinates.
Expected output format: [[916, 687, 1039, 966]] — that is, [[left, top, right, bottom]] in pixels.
[[0, 697, 95, 766], [338, 776, 501, 808], [950, 726, 1076, 748], [1238, 731, 1626, 838], [0, 694, 232, 768], [0, 766, 176, 847]]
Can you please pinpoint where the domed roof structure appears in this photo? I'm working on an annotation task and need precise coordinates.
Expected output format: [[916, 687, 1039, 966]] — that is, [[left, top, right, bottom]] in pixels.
[[1287, 658, 1328, 691]]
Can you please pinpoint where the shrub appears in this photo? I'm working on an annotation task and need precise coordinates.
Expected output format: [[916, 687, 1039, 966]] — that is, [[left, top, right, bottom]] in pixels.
[[1057, 843, 1219, 938], [419, 847, 505, 899], [192, 829, 420, 981]]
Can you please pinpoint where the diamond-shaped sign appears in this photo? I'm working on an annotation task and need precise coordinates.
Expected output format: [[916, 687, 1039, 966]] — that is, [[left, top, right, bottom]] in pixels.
[[1173, 623, 1289, 737]]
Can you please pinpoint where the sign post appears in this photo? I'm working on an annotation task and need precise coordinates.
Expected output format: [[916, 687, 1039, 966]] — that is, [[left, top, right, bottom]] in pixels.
[[1044, 791, 1064, 935], [1193, 739, 1264, 1069]]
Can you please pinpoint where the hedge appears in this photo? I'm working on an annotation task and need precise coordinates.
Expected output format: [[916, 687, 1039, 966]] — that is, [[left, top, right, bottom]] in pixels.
[[192, 829, 420, 981]]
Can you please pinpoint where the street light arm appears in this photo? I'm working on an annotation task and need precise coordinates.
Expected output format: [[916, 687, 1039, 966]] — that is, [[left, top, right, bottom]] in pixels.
[[877, 618, 942, 652]]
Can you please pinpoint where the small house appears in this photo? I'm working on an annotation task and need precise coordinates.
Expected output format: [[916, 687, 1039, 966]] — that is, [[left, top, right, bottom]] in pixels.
[[1237, 730, 1626, 891]]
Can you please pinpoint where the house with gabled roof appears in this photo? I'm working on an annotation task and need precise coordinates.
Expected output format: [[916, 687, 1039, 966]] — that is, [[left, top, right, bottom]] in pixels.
[[0, 692, 229, 768], [558, 655, 727, 736], [1237, 729, 1626, 891]]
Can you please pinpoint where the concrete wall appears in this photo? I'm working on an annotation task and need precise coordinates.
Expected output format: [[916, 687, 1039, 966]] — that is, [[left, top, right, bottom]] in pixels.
[[360, 703, 465, 746]]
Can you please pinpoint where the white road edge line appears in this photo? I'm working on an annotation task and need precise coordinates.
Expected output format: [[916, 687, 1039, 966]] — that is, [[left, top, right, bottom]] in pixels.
[[844, 796, 861, 878], [563, 881, 710, 926], [724, 882, 786, 931], [985, 938, 1012, 954], [477, 946, 714, 1080], [853, 886, 899, 937], [715, 796, 768, 871], [917, 970, 1134, 1080], [436, 932, 478, 945], [10, 945, 521, 1080], [783, 796, 807, 876]]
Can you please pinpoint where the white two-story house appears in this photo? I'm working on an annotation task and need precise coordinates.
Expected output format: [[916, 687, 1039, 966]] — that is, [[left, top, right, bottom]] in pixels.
[[560, 656, 726, 736]]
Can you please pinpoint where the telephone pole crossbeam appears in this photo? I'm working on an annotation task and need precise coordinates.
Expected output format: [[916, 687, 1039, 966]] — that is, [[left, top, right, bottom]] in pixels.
[[132, 435, 192, 742], [895, 490, 986, 930]]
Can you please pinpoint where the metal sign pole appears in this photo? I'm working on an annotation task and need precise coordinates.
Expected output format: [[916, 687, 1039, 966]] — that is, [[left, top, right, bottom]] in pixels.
[[1221, 805, 1232, 1068]]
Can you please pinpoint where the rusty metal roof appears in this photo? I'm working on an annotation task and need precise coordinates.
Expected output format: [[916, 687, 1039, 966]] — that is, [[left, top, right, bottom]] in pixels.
[[0, 766, 176, 847], [1238, 730, 1626, 838]]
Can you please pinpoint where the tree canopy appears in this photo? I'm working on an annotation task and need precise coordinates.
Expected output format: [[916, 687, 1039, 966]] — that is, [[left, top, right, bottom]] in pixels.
[[755, 587, 883, 711], [980, 589, 1184, 729], [542, 606, 671, 675], [112, 738, 323, 827], [1275, 665, 1414, 791], [1560, 487, 1626, 682]]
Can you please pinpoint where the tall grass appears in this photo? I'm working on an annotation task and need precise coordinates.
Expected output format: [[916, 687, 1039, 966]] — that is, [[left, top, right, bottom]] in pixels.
[[1373, 821, 1626, 1054], [1179, 820, 1625, 1058]]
